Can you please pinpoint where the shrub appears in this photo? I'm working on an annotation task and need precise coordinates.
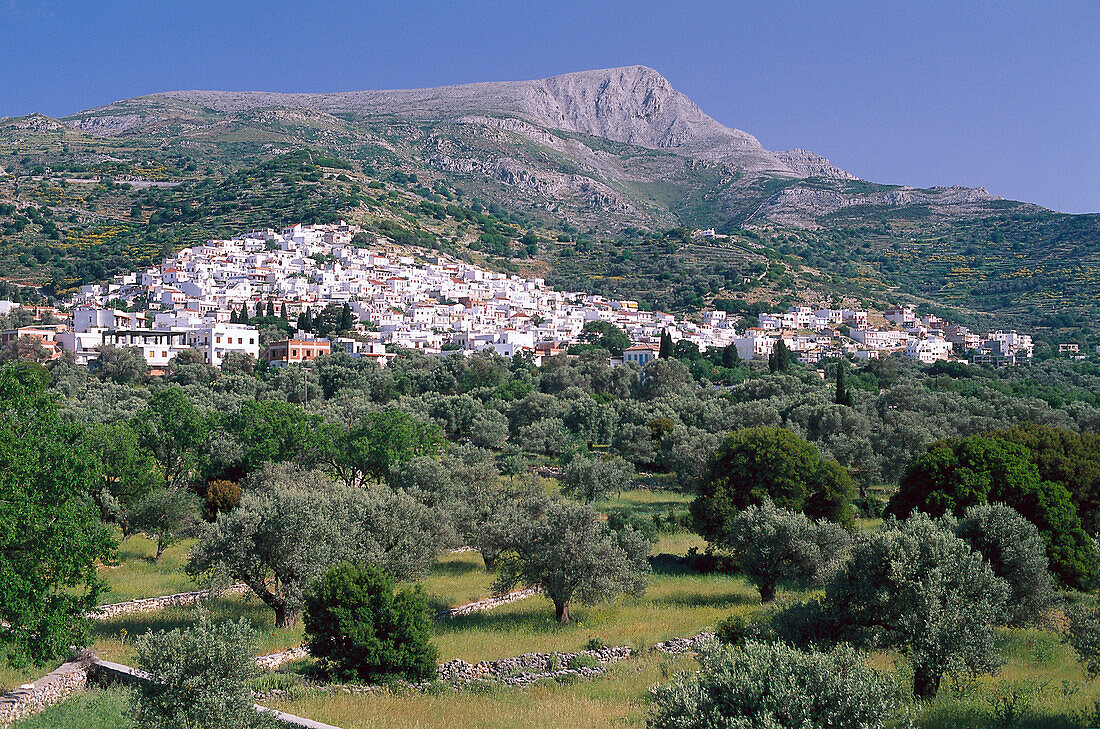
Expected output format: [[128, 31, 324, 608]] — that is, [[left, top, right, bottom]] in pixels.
[[607, 511, 658, 544], [203, 479, 241, 520], [714, 614, 752, 648], [648, 640, 899, 729], [303, 561, 438, 683], [852, 495, 884, 519], [566, 653, 600, 670], [1063, 603, 1100, 678], [133, 611, 274, 729], [583, 637, 608, 651]]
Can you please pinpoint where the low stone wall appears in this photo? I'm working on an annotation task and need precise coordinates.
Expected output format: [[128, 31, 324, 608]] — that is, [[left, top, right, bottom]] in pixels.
[[439, 645, 632, 686], [443, 587, 541, 618], [0, 650, 96, 726], [256, 646, 310, 672], [90, 584, 250, 620], [88, 656, 341, 729], [254, 646, 634, 701], [653, 632, 715, 655]]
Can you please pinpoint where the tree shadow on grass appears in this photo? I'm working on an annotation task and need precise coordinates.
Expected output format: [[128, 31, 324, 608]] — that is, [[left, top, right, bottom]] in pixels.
[[430, 559, 484, 578], [434, 599, 567, 637], [88, 596, 276, 644], [651, 591, 757, 610]]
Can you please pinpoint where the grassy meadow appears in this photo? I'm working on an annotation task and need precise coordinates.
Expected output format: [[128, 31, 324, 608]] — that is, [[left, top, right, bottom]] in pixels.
[[8, 487, 1100, 728]]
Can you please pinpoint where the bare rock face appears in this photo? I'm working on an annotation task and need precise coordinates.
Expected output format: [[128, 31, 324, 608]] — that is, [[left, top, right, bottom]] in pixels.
[[78, 66, 852, 179], [747, 183, 1026, 228]]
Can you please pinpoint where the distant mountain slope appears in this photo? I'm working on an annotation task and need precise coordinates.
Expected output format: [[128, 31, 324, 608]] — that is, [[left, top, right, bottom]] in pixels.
[[70, 66, 851, 179], [1, 66, 1094, 334], [57, 66, 1035, 233]]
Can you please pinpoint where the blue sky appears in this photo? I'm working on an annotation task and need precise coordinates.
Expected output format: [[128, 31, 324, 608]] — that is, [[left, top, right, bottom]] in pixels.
[[2, 0, 1096, 213]]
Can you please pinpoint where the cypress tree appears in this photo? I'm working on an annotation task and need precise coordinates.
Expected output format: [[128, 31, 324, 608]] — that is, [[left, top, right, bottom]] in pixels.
[[298, 307, 313, 333], [340, 303, 354, 332], [722, 343, 741, 368], [658, 329, 673, 359], [769, 340, 794, 373], [279, 303, 288, 321], [835, 365, 852, 407], [266, 300, 276, 318]]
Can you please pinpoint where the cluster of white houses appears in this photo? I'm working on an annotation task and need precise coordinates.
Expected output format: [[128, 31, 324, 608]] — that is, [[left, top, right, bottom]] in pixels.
[[0, 223, 1036, 370]]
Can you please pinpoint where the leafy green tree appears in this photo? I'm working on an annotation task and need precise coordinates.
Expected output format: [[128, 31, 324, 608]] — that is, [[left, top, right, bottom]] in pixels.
[[995, 423, 1100, 534], [691, 427, 855, 542], [303, 562, 437, 683], [0, 364, 116, 666], [720, 501, 850, 602], [672, 339, 700, 361], [133, 612, 274, 729], [887, 435, 1095, 589], [578, 321, 631, 357], [132, 387, 210, 489], [83, 421, 164, 528], [560, 453, 634, 503], [492, 499, 649, 623], [188, 484, 437, 627], [787, 513, 1009, 699], [649, 640, 899, 729], [321, 410, 445, 487], [224, 399, 322, 473], [956, 503, 1055, 626]]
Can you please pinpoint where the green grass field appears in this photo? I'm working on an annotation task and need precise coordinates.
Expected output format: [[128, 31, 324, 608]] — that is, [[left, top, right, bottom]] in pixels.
[[7, 488, 1099, 728], [96, 535, 198, 605], [11, 686, 134, 729]]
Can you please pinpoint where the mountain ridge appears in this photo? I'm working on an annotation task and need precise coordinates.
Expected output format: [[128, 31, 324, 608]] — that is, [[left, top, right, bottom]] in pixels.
[[66, 66, 855, 181]]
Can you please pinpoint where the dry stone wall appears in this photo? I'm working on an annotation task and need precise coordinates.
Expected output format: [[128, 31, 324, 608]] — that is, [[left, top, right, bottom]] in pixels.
[[90, 584, 250, 620], [443, 587, 541, 617], [0, 651, 95, 727]]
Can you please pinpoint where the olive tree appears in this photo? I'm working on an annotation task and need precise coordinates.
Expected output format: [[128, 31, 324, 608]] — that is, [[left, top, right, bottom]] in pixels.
[[721, 500, 850, 603], [560, 453, 634, 503], [785, 513, 1009, 699], [649, 640, 899, 729], [127, 486, 200, 561], [492, 499, 649, 623], [134, 611, 274, 729], [955, 503, 1055, 626], [188, 484, 438, 627]]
